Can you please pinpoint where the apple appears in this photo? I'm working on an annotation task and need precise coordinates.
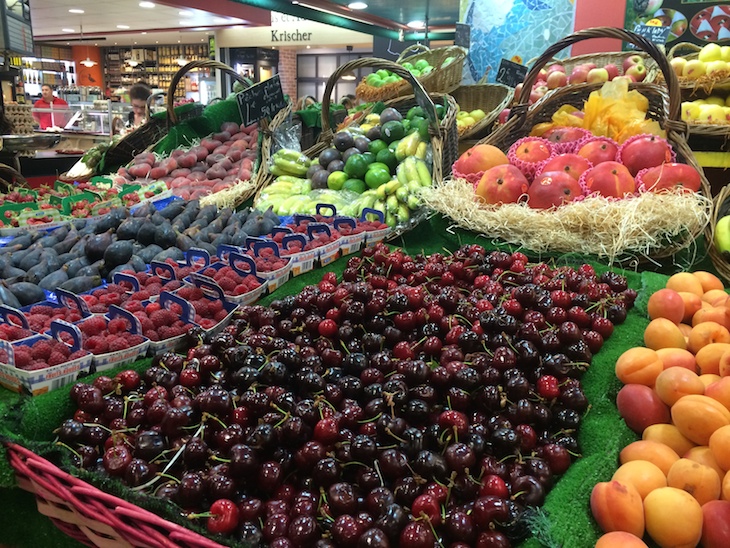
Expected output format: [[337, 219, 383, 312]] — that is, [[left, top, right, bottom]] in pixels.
[[701, 499, 730, 548], [622, 55, 644, 73], [722, 46, 730, 63], [587, 68, 610, 84], [603, 64, 619, 81], [619, 134, 673, 176], [682, 60, 706, 80], [581, 62, 597, 72], [569, 66, 590, 85], [546, 71, 568, 89], [670, 57, 688, 77], [681, 101, 701, 122], [582, 161, 636, 198], [476, 164, 529, 205], [706, 60, 729, 78], [577, 138, 619, 165], [547, 63, 566, 74], [638, 163, 702, 194], [527, 171, 583, 209], [529, 84, 549, 104], [625, 64, 647, 82], [470, 109, 486, 122], [612, 75, 636, 86], [699, 43, 723, 63], [538, 153, 592, 181], [498, 108, 511, 124], [699, 104, 726, 123], [706, 96, 725, 106], [538, 68, 549, 81]]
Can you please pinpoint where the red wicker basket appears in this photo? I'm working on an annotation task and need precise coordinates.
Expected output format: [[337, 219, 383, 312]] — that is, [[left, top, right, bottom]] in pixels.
[[6, 442, 226, 548]]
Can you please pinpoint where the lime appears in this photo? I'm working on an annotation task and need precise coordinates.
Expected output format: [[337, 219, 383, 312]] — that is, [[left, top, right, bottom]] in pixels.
[[414, 118, 430, 141], [344, 154, 369, 179], [343, 179, 367, 193], [327, 170, 348, 191], [368, 139, 388, 155], [434, 104, 445, 120], [362, 152, 376, 165], [388, 140, 400, 153], [381, 120, 405, 144], [364, 166, 392, 189], [375, 149, 398, 173]]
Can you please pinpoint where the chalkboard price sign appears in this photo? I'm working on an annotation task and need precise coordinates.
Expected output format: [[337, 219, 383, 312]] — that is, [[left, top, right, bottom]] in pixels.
[[235, 74, 287, 126], [495, 59, 528, 88], [630, 24, 671, 46], [455, 23, 470, 49]]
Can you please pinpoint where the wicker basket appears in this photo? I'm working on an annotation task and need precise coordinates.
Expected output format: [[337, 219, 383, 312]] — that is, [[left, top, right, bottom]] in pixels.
[[531, 50, 661, 85], [450, 83, 513, 140], [705, 184, 730, 283], [429, 27, 712, 265], [6, 442, 226, 548], [355, 45, 466, 102], [665, 42, 730, 94]]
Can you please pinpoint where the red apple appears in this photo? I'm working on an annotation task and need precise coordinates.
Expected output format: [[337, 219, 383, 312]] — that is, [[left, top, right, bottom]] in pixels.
[[476, 164, 529, 205], [546, 71, 567, 89], [619, 135, 673, 176], [527, 171, 583, 209], [638, 163, 702, 193], [569, 66, 590, 84], [577, 138, 618, 165], [529, 84, 549, 104], [498, 108, 511, 124], [539, 154, 592, 181], [581, 62, 597, 72], [538, 68, 549, 81], [701, 500, 730, 548], [509, 138, 552, 163], [547, 63, 565, 74], [514, 83, 524, 100], [603, 64, 620, 80], [625, 63, 647, 82], [587, 68, 610, 84], [622, 55, 644, 73], [582, 161, 636, 198]]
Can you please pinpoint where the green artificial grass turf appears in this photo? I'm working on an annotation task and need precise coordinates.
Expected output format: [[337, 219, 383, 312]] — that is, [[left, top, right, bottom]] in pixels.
[[0, 213, 714, 547]]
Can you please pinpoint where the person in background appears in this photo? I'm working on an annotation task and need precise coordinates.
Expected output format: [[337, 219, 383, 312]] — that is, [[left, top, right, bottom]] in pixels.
[[33, 84, 69, 130], [128, 82, 152, 128]]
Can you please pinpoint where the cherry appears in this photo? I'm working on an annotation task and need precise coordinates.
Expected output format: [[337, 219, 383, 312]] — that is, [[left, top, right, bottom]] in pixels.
[[411, 493, 442, 525]]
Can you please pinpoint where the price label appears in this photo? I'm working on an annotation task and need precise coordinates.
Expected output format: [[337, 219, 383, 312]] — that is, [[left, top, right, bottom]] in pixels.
[[495, 59, 528, 88], [629, 24, 671, 48], [455, 23, 471, 49], [235, 74, 287, 126]]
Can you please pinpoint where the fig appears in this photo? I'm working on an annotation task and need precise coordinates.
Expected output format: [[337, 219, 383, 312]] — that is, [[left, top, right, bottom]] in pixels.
[[137, 245, 163, 264], [59, 276, 102, 294], [159, 200, 186, 220], [7, 282, 46, 306], [129, 255, 147, 273], [137, 222, 157, 246], [0, 284, 22, 308], [152, 248, 185, 263], [19, 248, 43, 272], [104, 240, 134, 269], [116, 218, 144, 240], [39, 269, 69, 291], [379, 107, 403, 124], [66, 256, 91, 277], [3, 265, 26, 279], [85, 231, 113, 261]]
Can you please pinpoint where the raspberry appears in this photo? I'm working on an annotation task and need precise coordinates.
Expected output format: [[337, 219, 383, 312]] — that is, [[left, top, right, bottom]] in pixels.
[[107, 318, 128, 335], [27, 315, 47, 332], [99, 293, 123, 306], [170, 303, 183, 316], [128, 335, 144, 346], [85, 336, 109, 355], [105, 283, 127, 294], [165, 280, 183, 291], [146, 331, 160, 342], [140, 318, 155, 334], [135, 273, 150, 285], [89, 304, 108, 314], [29, 305, 54, 316], [146, 283, 163, 296], [80, 316, 107, 337], [214, 309, 229, 322], [124, 300, 144, 313], [108, 338, 129, 352], [47, 351, 67, 367], [13, 347, 31, 368], [130, 290, 151, 301], [52, 341, 70, 358], [234, 284, 248, 295], [193, 300, 210, 317], [203, 267, 217, 277], [30, 340, 54, 360], [150, 309, 177, 329], [198, 318, 215, 329], [207, 300, 223, 314], [145, 302, 161, 315], [145, 276, 162, 287], [25, 361, 48, 371], [67, 311, 82, 323], [69, 350, 88, 360], [81, 295, 98, 306], [157, 326, 172, 340], [217, 277, 237, 293]]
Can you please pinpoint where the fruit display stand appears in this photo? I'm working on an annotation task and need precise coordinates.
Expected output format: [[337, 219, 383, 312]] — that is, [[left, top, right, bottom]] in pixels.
[[424, 27, 713, 267], [665, 42, 730, 95]]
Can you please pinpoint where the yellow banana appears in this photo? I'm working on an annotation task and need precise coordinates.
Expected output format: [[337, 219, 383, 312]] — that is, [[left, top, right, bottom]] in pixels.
[[373, 199, 387, 214], [395, 186, 409, 203], [407, 195, 421, 210], [383, 180, 402, 195], [376, 184, 389, 200], [396, 162, 409, 185], [386, 195, 399, 213], [415, 142, 428, 160], [396, 204, 410, 222], [407, 180, 422, 193], [404, 157, 420, 185], [415, 158, 433, 186]]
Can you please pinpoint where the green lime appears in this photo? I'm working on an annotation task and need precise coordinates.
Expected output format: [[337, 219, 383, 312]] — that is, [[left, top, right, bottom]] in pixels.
[[362, 152, 375, 165], [344, 154, 369, 179], [375, 149, 398, 173], [381, 120, 405, 144], [414, 118, 430, 141], [327, 170, 348, 190], [368, 139, 388, 155], [388, 139, 400, 153], [434, 104, 445, 120], [343, 179, 367, 193], [365, 166, 392, 189]]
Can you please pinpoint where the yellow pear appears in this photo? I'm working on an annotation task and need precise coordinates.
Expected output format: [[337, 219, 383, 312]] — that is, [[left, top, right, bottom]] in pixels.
[[699, 43, 722, 63]]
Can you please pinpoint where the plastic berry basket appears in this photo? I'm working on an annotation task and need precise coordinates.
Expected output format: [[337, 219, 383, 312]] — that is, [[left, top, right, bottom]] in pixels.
[[301, 222, 341, 267], [189, 252, 268, 306], [247, 240, 292, 292], [0, 304, 40, 343], [360, 208, 391, 247], [5, 442, 228, 548], [21, 289, 97, 333], [113, 263, 185, 302], [76, 308, 150, 373], [273, 230, 317, 277], [145, 292, 197, 355], [334, 216, 367, 257], [187, 276, 239, 338]]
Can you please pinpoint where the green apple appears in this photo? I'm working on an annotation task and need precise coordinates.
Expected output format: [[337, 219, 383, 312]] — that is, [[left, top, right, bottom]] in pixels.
[[456, 110, 471, 119], [384, 75, 400, 85], [441, 56, 455, 68], [469, 109, 486, 122], [410, 69, 421, 78], [419, 66, 433, 76], [402, 62, 413, 70], [415, 59, 430, 71], [376, 69, 390, 79], [366, 73, 381, 86]]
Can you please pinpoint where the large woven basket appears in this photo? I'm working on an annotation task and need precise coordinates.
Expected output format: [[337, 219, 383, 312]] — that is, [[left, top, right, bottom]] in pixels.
[[6, 442, 226, 548], [531, 49, 661, 85], [355, 45, 466, 102], [426, 27, 712, 266], [451, 83, 514, 140]]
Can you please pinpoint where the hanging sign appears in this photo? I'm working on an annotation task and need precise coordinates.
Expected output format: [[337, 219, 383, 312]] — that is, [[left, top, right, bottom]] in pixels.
[[235, 74, 287, 126]]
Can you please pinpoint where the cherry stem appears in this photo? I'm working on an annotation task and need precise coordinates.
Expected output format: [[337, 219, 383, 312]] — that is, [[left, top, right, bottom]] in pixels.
[[55, 441, 81, 461]]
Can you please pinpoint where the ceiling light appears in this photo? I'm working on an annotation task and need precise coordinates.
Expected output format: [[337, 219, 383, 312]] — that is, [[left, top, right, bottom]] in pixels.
[[141, 32, 147, 34], [306, 45, 310, 49], [62, 28, 75, 33], [342, 71, 356, 81], [139, 1, 155, 7], [179, 10, 191, 16], [69, 9, 84, 14], [127, 59, 139, 67], [407, 20, 425, 29], [348, 2, 367, 9], [117, 24, 130, 29]]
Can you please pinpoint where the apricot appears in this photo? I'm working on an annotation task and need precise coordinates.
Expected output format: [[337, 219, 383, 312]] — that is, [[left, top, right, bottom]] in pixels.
[[653, 366, 704, 406], [620, 440, 680, 476], [616, 384, 670, 434], [615, 347, 664, 386], [687, 321, 730, 354], [692, 306, 730, 331], [595, 531, 648, 548], [723, 469, 730, 501], [647, 288, 685, 324], [655, 347, 697, 372], [719, 348, 730, 377], [705, 376, 730, 410], [709, 424, 730, 472], [701, 373, 723, 389], [644, 487, 703, 548], [666, 457, 721, 505], [678, 291, 703, 324], [643, 318, 687, 351], [703, 289, 730, 306], [642, 423, 695, 457], [666, 272, 705, 296], [684, 446, 725, 480], [590, 480, 644, 537], [612, 460, 667, 500], [696, 342, 730, 375], [678, 323, 693, 338], [671, 394, 730, 445], [701, 499, 730, 548], [695, 270, 725, 293]]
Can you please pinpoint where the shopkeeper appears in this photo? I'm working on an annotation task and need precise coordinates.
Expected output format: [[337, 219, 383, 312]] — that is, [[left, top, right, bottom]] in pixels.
[[128, 83, 152, 128], [33, 84, 69, 130]]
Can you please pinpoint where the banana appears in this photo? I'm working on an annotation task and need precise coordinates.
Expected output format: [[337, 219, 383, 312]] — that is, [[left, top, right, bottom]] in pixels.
[[395, 186, 409, 203], [415, 142, 428, 160], [275, 176, 310, 184], [383, 180, 401, 196], [407, 195, 421, 210], [373, 199, 387, 214], [357, 194, 377, 214], [395, 132, 421, 162], [396, 204, 410, 222], [279, 195, 310, 216], [396, 162, 409, 185], [404, 157, 420, 185], [414, 158, 433, 186], [376, 184, 388, 200], [385, 212, 397, 228], [386, 195, 399, 213]]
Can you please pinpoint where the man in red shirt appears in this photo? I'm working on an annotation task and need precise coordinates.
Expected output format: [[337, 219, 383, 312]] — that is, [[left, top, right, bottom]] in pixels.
[[33, 84, 69, 129]]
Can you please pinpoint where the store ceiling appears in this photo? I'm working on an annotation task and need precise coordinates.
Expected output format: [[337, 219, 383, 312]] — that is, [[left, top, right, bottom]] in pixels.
[[30, 0, 457, 47]]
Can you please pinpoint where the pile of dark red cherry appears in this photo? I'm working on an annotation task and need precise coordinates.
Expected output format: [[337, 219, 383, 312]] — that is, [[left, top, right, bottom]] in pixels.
[[55, 243, 635, 547]]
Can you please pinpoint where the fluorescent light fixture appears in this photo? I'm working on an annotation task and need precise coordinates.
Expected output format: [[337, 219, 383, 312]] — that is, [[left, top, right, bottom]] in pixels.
[[407, 20, 425, 29], [117, 24, 130, 29], [62, 28, 75, 33], [179, 10, 192, 16], [294, 1, 377, 26], [348, 2, 368, 9], [213, 17, 229, 24], [127, 59, 139, 67], [139, 1, 155, 7], [68, 9, 84, 14]]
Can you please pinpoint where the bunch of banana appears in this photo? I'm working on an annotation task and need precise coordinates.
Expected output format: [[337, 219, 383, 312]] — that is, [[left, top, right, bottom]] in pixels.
[[394, 132, 428, 162], [269, 149, 312, 177], [396, 156, 432, 187], [254, 176, 311, 214], [341, 175, 429, 227]]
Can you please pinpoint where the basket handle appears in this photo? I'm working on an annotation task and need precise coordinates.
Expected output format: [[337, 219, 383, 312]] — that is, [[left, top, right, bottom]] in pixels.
[[667, 42, 701, 60], [166, 60, 250, 126], [320, 57, 441, 140], [396, 44, 431, 63], [515, 27, 680, 122], [146, 91, 165, 120]]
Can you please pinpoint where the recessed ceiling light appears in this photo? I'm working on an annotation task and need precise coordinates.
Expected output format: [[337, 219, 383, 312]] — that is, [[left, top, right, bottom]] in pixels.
[[407, 20, 425, 29], [306, 45, 310, 49], [348, 2, 368, 9], [179, 10, 191, 16], [141, 32, 147, 34], [117, 24, 130, 29], [292, 1, 300, 4], [62, 28, 75, 33], [68, 9, 84, 14], [139, 1, 155, 7]]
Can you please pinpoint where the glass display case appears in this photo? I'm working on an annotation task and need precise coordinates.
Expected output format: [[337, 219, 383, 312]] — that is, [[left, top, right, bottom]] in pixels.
[[30, 101, 133, 136]]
